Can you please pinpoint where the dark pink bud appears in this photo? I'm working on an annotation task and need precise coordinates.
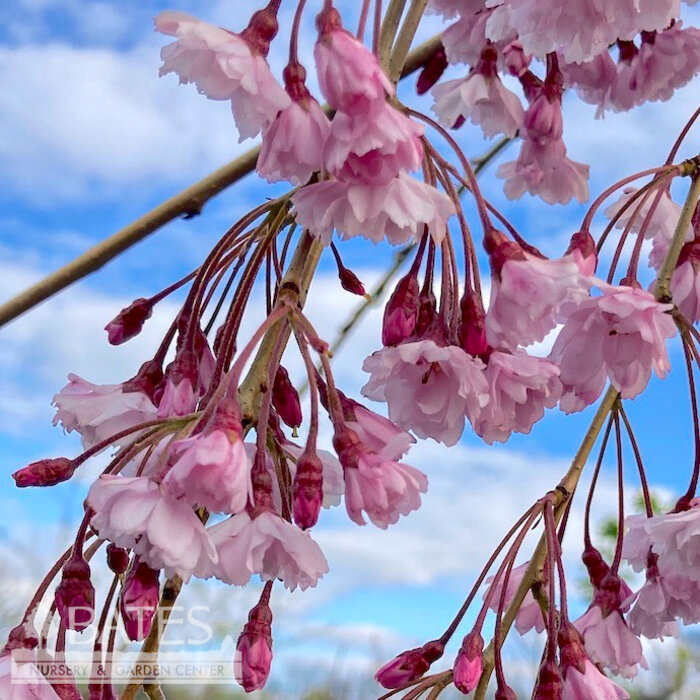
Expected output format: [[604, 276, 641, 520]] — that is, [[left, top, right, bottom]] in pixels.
[[459, 292, 489, 357], [121, 561, 160, 641], [105, 298, 153, 345], [272, 366, 302, 430], [375, 640, 444, 689], [453, 631, 484, 694], [581, 545, 610, 590], [416, 43, 448, 95], [13, 457, 76, 488], [55, 555, 95, 632], [293, 451, 324, 530], [557, 622, 587, 675], [484, 229, 526, 277], [106, 544, 130, 575], [382, 272, 420, 346], [415, 289, 438, 338], [235, 593, 273, 692], [678, 238, 700, 269], [338, 266, 369, 298], [533, 659, 563, 700], [51, 673, 83, 700], [495, 685, 518, 700], [3, 621, 39, 653]]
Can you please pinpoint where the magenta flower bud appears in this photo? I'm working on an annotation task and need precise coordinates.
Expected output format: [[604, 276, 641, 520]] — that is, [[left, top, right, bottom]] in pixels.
[[382, 272, 420, 346], [272, 366, 302, 430], [88, 679, 117, 700], [104, 298, 153, 345], [459, 292, 489, 357], [416, 43, 448, 95], [533, 659, 563, 700], [3, 621, 39, 652], [120, 561, 160, 641], [581, 545, 609, 590], [453, 631, 484, 694], [235, 594, 273, 692], [13, 457, 76, 488], [338, 265, 369, 298], [495, 685, 518, 700], [106, 544, 130, 575], [55, 555, 95, 632], [523, 92, 563, 145], [375, 640, 444, 689], [293, 451, 324, 530]]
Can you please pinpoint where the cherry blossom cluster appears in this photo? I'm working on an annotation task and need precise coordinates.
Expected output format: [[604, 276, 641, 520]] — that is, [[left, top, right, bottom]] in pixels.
[[3, 1, 700, 699]]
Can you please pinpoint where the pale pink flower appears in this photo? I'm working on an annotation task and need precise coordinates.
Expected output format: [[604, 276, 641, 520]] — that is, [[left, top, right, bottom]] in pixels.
[[0, 652, 61, 700], [562, 659, 630, 700], [483, 561, 545, 635], [342, 399, 416, 460], [314, 8, 393, 113], [627, 575, 680, 640], [670, 243, 700, 322], [325, 102, 424, 185], [155, 11, 290, 141], [485, 0, 679, 65], [157, 375, 197, 418], [486, 237, 589, 349], [614, 23, 700, 110], [498, 137, 589, 205], [204, 511, 328, 590], [574, 606, 646, 678], [361, 340, 490, 446], [561, 51, 619, 117], [281, 442, 345, 508], [338, 444, 428, 529], [428, 0, 485, 19], [604, 186, 691, 244], [52, 373, 157, 450], [87, 475, 217, 582], [551, 284, 675, 412], [443, 10, 513, 67], [257, 98, 331, 186], [292, 173, 455, 246], [474, 350, 562, 444], [432, 73, 524, 138], [163, 430, 252, 514]]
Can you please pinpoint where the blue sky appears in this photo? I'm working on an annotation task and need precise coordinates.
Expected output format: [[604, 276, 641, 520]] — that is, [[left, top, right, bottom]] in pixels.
[[1, 1, 700, 696]]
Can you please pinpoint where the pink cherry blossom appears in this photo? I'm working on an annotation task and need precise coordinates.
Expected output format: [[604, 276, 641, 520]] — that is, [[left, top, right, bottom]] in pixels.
[[0, 651, 61, 700], [670, 244, 700, 322], [561, 51, 618, 117], [428, 0, 485, 19], [551, 284, 675, 411], [498, 137, 590, 205], [573, 606, 646, 678], [257, 98, 330, 186], [484, 0, 679, 65], [52, 374, 157, 450], [87, 475, 217, 582], [342, 399, 416, 460], [204, 511, 328, 590], [154, 11, 290, 141], [157, 375, 197, 418], [292, 173, 455, 246], [483, 561, 545, 635], [361, 340, 489, 446], [562, 659, 630, 700], [485, 236, 589, 349], [627, 574, 680, 640], [443, 10, 513, 67], [163, 429, 252, 514], [614, 23, 700, 110], [474, 350, 562, 444], [340, 447, 428, 529], [325, 102, 424, 185], [432, 73, 524, 138], [314, 7, 393, 113]]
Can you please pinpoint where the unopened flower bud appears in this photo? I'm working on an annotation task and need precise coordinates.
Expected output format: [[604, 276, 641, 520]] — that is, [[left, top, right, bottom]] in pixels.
[[566, 229, 597, 276], [235, 591, 273, 692], [104, 298, 153, 345], [503, 41, 530, 77], [272, 366, 302, 430], [338, 265, 369, 298], [121, 561, 160, 641], [3, 621, 39, 652], [375, 640, 444, 689], [523, 92, 563, 145], [293, 451, 324, 530], [55, 555, 95, 632], [106, 544, 130, 575], [13, 457, 76, 488], [459, 292, 489, 357], [382, 272, 420, 346], [417, 43, 448, 95], [495, 685, 518, 700], [533, 659, 563, 700], [453, 631, 484, 694]]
